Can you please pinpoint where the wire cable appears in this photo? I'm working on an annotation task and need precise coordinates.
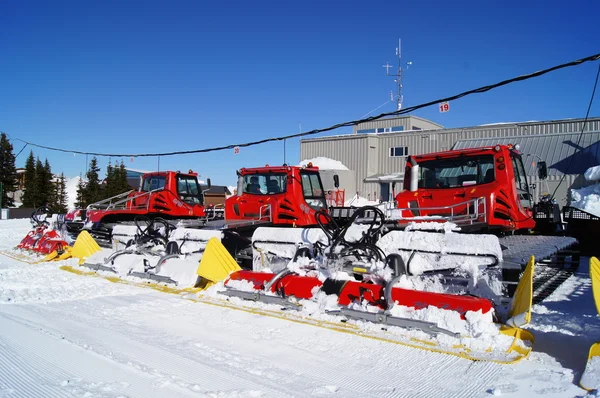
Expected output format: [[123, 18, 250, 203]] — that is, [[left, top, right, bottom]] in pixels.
[[3, 52, 600, 158]]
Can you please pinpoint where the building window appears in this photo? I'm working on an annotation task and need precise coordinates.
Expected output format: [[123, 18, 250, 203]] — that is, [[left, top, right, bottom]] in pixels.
[[357, 128, 376, 134], [377, 128, 385, 133], [391, 126, 404, 132], [389, 146, 409, 157], [412, 126, 421, 130]]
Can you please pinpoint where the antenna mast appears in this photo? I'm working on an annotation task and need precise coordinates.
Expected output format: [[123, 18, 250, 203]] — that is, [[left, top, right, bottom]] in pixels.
[[383, 38, 412, 110]]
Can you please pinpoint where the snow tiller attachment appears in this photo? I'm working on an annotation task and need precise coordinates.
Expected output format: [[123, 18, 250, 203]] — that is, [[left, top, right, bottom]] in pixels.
[[201, 206, 535, 363], [61, 216, 235, 291]]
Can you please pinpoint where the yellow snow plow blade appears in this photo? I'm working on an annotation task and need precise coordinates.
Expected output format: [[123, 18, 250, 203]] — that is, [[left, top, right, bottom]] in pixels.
[[590, 256, 600, 315], [43, 231, 103, 264], [506, 255, 535, 327], [580, 257, 600, 391], [195, 237, 241, 287], [69, 231, 102, 264]]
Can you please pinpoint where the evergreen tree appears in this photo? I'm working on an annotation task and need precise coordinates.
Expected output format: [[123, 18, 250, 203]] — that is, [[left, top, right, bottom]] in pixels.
[[103, 161, 116, 199], [75, 174, 86, 208], [33, 157, 45, 207], [84, 157, 102, 204], [116, 161, 132, 194], [21, 151, 37, 208], [43, 159, 55, 209], [53, 173, 68, 214], [0, 133, 18, 208]]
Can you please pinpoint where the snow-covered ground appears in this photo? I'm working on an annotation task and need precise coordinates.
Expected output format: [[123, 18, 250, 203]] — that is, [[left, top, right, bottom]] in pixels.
[[1, 218, 600, 397]]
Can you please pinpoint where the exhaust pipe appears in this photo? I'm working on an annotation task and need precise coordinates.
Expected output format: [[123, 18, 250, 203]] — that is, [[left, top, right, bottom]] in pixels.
[[409, 156, 419, 192]]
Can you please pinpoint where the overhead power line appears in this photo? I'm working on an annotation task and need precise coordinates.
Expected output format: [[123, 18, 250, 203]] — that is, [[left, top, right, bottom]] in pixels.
[[5, 52, 600, 158]]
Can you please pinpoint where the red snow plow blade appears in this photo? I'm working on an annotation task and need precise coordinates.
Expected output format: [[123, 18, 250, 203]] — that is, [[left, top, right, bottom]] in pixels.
[[226, 270, 493, 318]]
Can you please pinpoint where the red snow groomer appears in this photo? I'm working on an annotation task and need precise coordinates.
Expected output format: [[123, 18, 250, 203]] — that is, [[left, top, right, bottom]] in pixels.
[[17, 207, 70, 257], [393, 144, 537, 232], [78, 170, 210, 246]]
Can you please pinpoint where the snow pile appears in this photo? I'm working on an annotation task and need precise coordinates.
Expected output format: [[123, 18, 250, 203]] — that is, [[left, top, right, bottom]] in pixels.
[[227, 185, 237, 197], [585, 165, 600, 182], [298, 157, 349, 170], [570, 184, 600, 217], [65, 176, 82, 210], [345, 194, 379, 206]]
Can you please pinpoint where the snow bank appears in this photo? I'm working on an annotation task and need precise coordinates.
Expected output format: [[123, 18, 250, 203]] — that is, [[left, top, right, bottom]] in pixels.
[[299, 157, 349, 170], [65, 176, 82, 210], [345, 194, 379, 206], [570, 184, 600, 217], [585, 165, 600, 182]]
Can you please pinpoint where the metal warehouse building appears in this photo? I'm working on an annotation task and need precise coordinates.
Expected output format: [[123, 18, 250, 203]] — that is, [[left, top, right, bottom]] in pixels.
[[300, 115, 600, 205]]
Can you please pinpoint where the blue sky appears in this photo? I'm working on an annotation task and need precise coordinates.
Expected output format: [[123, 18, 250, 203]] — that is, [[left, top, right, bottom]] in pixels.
[[1, 0, 599, 186]]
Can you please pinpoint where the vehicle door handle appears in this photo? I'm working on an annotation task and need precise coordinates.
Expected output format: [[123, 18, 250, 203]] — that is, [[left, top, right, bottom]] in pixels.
[[454, 193, 465, 198], [422, 194, 432, 199]]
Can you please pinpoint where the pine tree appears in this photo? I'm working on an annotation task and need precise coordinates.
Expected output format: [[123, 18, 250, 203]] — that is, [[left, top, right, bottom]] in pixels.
[[84, 157, 102, 204], [21, 151, 37, 208], [116, 161, 132, 194], [43, 159, 55, 209], [53, 173, 68, 213], [103, 161, 116, 199], [33, 157, 45, 207], [75, 174, 86, 208], [0, 133, 18, 208]]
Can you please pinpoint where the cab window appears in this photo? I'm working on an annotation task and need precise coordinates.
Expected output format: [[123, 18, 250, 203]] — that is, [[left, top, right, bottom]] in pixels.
[[242, 173, 287, 195], [142, 176, 166, 192]]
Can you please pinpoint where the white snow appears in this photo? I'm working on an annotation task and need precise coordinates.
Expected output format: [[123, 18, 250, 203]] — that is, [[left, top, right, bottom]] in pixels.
[[298, 157, 349, 170], [65, 176, 82, 210], [585, 166, 600, 182], [344, 194, 379, 206], [570, 183, 600, 217], [0, 218, 598, 397]]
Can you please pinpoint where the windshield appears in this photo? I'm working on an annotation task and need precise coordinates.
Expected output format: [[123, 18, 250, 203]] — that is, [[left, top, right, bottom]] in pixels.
[[415, 155, 495, 189], [241, 173, 287, 195], [300, 172, 326, 211], [176, 175, 203, 205], [142, 175, 166, 192]]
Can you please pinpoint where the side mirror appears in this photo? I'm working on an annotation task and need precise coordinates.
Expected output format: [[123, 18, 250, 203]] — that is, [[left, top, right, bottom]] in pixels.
[[333, 174, 339, 188], [537, 161, 548, 180], [206, 178, 212, 189]]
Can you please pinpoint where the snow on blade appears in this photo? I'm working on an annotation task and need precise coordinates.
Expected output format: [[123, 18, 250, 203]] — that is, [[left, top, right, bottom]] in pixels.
[[377, 230, 502, 278]]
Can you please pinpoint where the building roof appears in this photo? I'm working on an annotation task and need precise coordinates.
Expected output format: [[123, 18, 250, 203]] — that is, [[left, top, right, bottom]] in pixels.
[[204, 185, 232, 195], [453, 131, 600, 176], [301, 116, 600, 143]]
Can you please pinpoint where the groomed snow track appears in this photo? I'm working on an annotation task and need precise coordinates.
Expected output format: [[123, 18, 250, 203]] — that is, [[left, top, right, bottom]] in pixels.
[[1, 257, 508, 397]]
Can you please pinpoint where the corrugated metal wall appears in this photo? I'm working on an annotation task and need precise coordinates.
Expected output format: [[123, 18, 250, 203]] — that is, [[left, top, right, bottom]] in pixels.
[[301, 117, 600, 201], [300, 135, 369, 195]]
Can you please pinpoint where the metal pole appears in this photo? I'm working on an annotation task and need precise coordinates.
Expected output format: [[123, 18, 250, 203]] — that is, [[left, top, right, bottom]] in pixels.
[[0, 182, 3, 218]]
